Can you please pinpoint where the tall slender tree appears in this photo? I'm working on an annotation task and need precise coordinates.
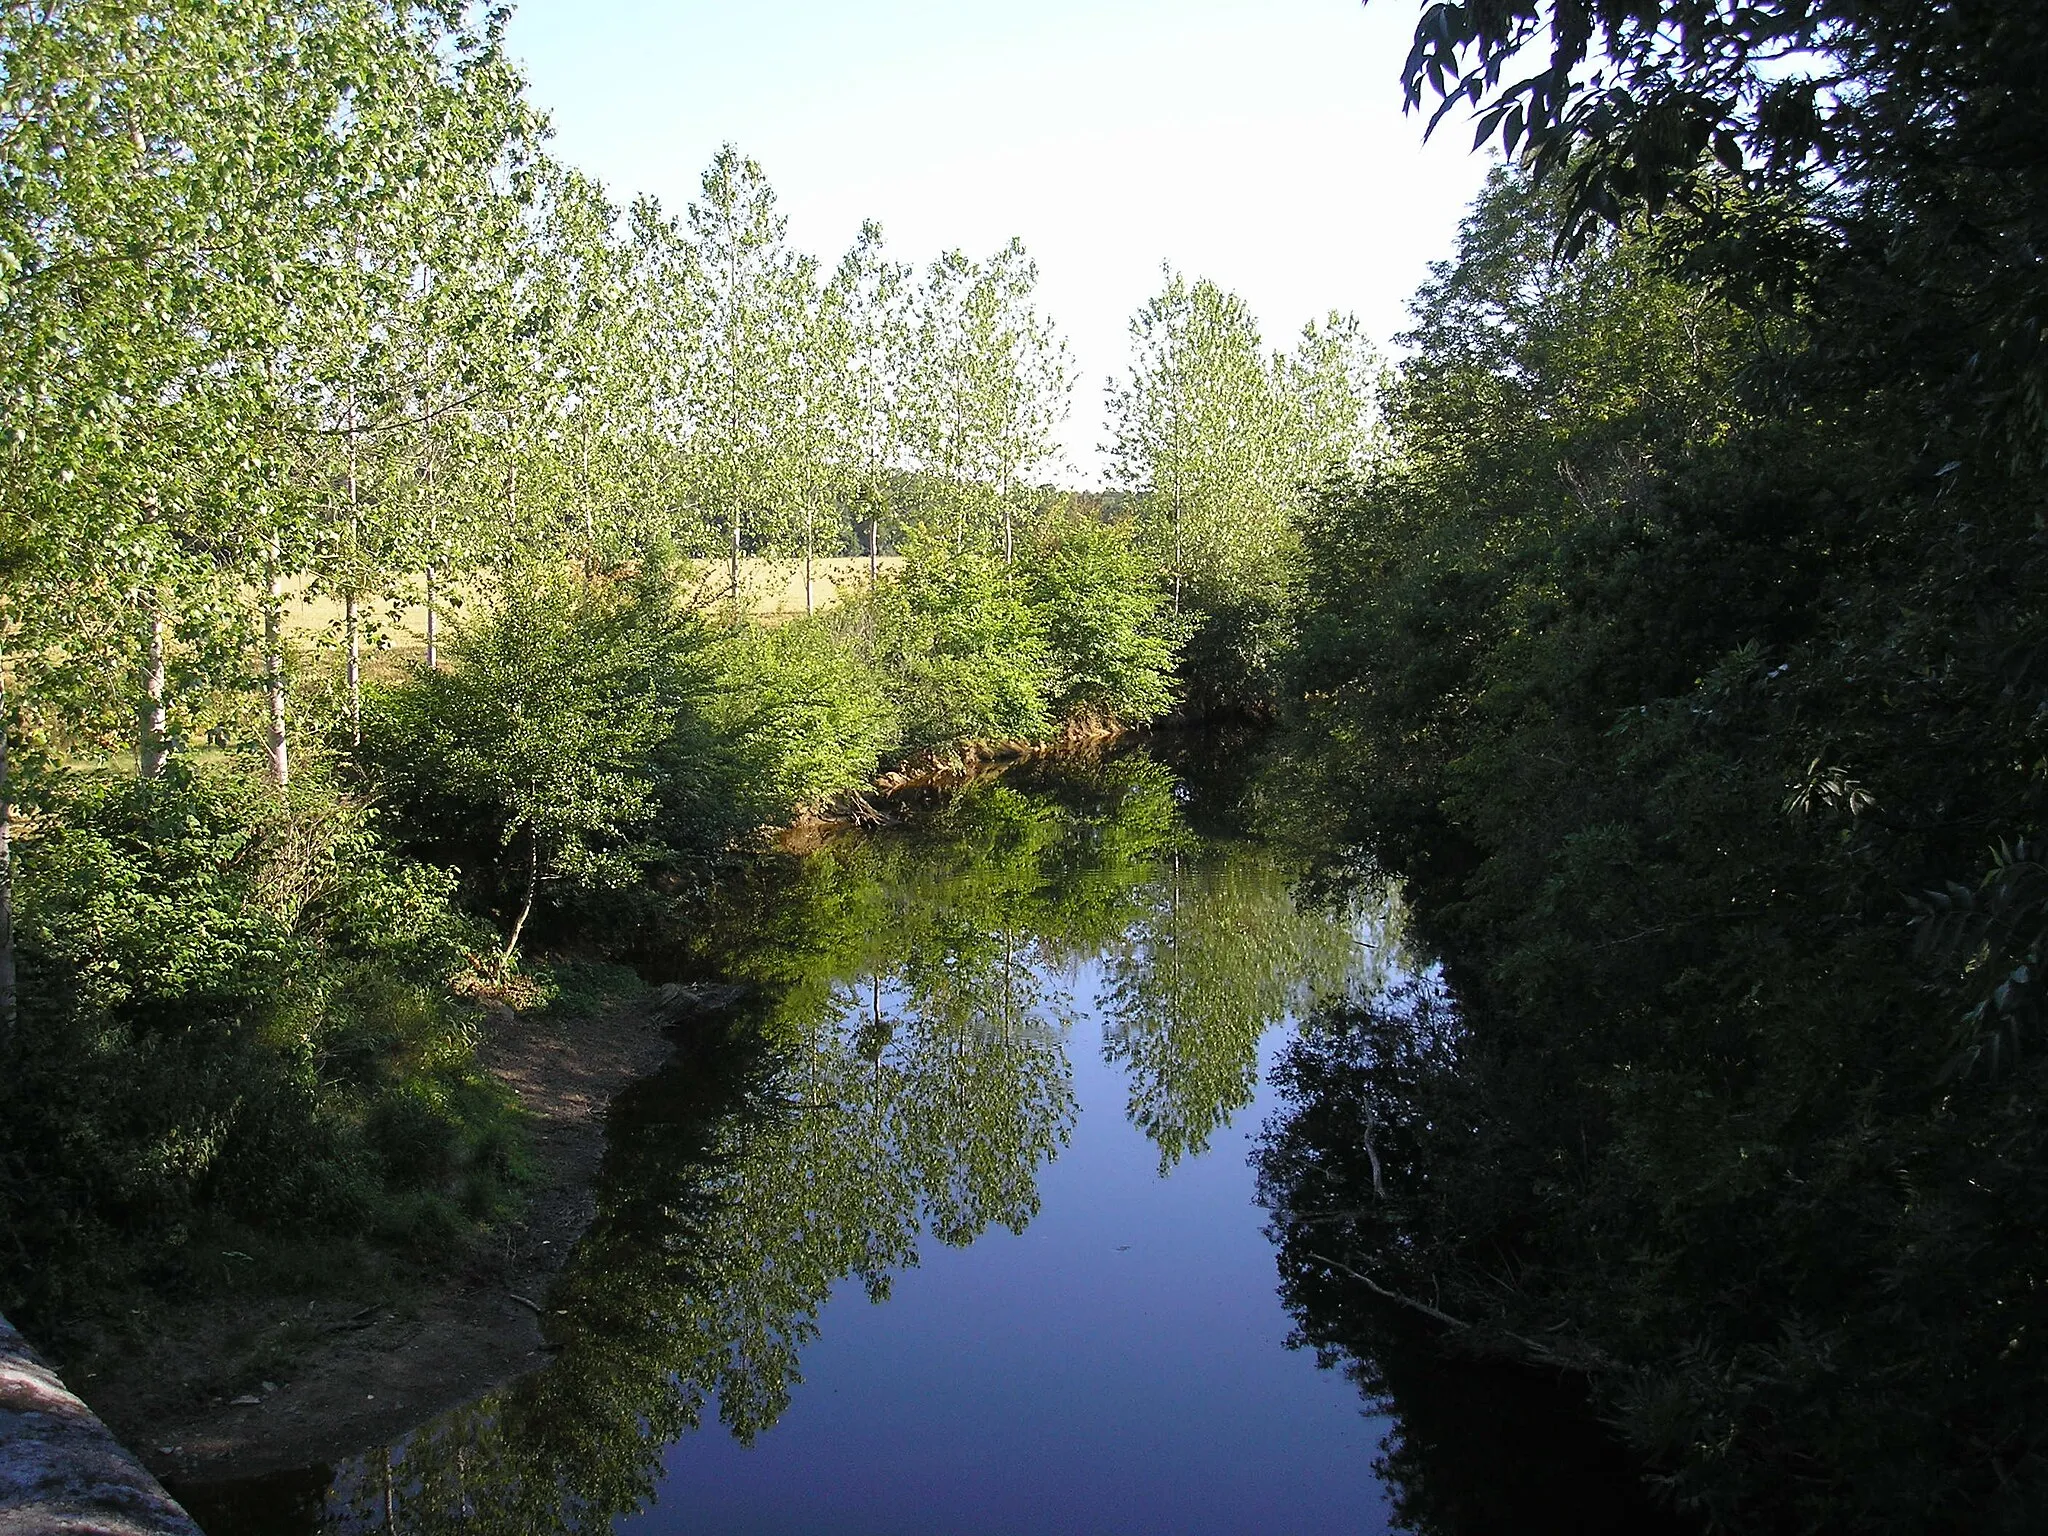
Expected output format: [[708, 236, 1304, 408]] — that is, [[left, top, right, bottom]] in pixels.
[[680, 147, 816, 611], [1105, 270, 1292, 608], [830, 223, 917, 577], [910, 242, 1070, 556]]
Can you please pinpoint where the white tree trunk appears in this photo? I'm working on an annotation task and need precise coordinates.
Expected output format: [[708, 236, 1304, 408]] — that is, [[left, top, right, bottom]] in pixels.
[[498, 831, 540, 974], [1171, 486, 1183, 612], [138, 605, 169, 779], [346, 389, 361, 743], [0, 622, 14, 1039], [263, 546, 289, 791], [344, 590, 361, 746], [423, 454, 440, 670], [424, 564, 439, 671], [729, 500, 742, 614]]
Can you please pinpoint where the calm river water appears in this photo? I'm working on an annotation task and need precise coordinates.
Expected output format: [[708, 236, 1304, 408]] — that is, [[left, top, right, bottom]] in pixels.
[[178, 746, 1672, 1534]]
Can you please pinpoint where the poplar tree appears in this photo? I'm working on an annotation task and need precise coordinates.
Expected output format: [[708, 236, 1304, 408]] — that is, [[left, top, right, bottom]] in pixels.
[[1280, 312, 1385, 488], [680, 147, 815, 610], [1105, 270, 1292, 608], [386, 197, 531, 672], [826, 223, 916, 583], [528, 167, 645, 573], [972, 240, 1071, 564], [909, 242, 1069, 557], [620, 195, 700, 567], [909, 249, 988, 548]]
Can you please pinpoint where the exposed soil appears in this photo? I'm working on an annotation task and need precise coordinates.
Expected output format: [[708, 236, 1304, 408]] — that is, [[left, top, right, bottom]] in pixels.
[[71, 983, 737, 1488], [775, 721, 1137, 850], [867, 718, 1132, 798]]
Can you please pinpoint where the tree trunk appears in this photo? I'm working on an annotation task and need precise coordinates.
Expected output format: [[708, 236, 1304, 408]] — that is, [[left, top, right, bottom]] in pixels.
[[0, 623, 15, 1042], [729, 502, 741, 615], [344, 590, 361, 746], [1003, 497, 1013, 567], [498, 830, 539, 975], [804, 502, 815, 616], [263, 544, 289, 791], [345, 387, 361, 743], [138, 605, 169, 778], [581, 426, 594, 575], [869, 517, 879, 583], [1171, 486, 1183, 613], [423, 454, 440, 670], [424, 564, 439, 671]]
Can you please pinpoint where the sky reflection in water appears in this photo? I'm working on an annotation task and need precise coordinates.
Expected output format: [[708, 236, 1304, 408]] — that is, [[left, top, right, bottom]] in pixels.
[[187, 750, 1419, 1534], [626, 959, 1390, 1536]]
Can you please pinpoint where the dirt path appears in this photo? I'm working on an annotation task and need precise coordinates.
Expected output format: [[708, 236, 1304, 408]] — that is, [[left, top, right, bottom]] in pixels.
[[78, 983, 735, 1487]]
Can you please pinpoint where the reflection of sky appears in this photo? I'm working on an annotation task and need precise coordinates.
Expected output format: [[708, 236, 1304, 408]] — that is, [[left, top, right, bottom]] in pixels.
[[620, 955, 1393, 1536]]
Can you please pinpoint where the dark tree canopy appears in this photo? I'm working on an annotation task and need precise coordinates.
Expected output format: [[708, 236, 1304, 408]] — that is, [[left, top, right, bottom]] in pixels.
[[1386, 0, 2048, 446]]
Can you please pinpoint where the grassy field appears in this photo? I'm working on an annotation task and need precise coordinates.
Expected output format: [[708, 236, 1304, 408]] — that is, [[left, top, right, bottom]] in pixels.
[[279, 555, 905, 649], [46, 557, 905, 774]]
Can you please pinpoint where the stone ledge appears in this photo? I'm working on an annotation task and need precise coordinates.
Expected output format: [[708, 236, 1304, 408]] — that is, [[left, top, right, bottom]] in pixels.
[[0, 1314, 203, 1536]]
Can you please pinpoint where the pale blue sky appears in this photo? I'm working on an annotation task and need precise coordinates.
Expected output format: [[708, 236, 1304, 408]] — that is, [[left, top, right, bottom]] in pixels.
[[503, 0, 1495, 483]]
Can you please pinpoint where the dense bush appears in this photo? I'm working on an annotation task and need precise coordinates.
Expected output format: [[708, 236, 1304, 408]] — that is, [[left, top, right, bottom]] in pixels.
[[355, 552, 759, 945], [1175, 581, 1290, 721], [341, 531, 1185, 963], [1025, 514, 1186, 725], [847, 519, 1185, 756], [1282, 166, 2048, 1530], [864, 531, 1056, 751], [705, 613, 900, 815], [0, 764, 521, 1328]]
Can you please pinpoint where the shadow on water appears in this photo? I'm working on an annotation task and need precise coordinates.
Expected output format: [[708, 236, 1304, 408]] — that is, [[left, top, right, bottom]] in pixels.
[[175, 742, 1684, 1534], [1259, 974, 1691, 1536]]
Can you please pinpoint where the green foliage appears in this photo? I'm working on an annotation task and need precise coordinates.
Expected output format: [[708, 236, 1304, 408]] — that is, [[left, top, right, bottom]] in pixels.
[[1103, 267, 1380, 718], [1025, 514, 1186, 724], [705, 614, 901, 815], [0, 765, 521, 1328], [1397, 0, 2048, 439], [830, 523, 1188, 759], [346, 529, 1187, 969], [1282, 158, 2048, 1530], [866, 531, 1055, 750], [356, 557, 738, 937], [1176, 579, 1295, 722]]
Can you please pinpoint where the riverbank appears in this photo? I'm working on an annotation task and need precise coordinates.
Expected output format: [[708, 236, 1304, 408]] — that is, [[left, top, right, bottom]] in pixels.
[[25, 732, 1144, 1490], [67, 982, 736, 1487]]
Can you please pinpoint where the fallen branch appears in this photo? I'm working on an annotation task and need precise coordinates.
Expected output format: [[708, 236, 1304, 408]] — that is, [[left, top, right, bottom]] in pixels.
[[1307, 1250, 1611, 1374], [1287, 1208, 1375, 1228], [1308, 1250, 1470, 1331]]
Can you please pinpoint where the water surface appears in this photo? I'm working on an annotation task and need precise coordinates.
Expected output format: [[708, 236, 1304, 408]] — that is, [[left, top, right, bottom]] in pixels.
[[179, 748, 1667, 1535]]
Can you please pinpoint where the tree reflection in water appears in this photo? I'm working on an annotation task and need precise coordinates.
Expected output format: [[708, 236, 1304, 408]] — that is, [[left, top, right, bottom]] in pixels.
[[1100, 843, 1394, 1173], [1257, 977, 1694, 1536], [215, 749, 1381, 1534]]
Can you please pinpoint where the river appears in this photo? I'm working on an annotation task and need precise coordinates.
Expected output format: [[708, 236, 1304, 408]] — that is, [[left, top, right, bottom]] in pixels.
[[175, 744, 1676, 1535]]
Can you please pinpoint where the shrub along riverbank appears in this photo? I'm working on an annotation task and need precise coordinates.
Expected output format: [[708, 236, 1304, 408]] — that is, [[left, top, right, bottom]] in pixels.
[[0, 521, 1186, 1352]]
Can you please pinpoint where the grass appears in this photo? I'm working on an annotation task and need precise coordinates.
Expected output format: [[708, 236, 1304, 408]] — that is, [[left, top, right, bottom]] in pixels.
[[278, 555, 907, 648]]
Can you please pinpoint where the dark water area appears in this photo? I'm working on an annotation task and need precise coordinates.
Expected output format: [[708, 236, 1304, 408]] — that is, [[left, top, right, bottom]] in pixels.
[[176, 746, 1681, 1535]]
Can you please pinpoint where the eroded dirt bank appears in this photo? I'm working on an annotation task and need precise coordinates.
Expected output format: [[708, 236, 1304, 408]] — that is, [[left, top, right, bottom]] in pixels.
[[74, 983, 734, 1487]]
